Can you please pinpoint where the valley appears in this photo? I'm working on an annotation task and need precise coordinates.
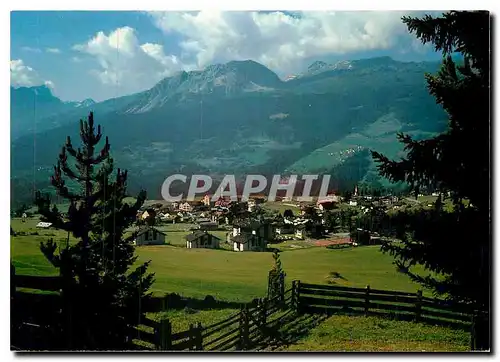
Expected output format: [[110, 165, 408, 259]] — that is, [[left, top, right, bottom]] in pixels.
[[11, 56, 447, 206]]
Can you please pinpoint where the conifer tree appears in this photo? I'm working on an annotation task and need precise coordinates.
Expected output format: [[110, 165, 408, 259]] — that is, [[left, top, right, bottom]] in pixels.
[[371, 11, 490, 349], [268, 250, 285, 300], [283, 209, 294, 219], [36, 112, 154, 350]]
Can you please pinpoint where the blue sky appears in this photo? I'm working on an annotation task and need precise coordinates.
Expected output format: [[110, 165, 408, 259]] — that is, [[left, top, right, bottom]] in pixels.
[[10, 10, 443, 102]]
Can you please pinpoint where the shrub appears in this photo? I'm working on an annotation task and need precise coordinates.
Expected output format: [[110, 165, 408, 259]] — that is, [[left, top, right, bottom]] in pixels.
[[203, 295, 217, 307]]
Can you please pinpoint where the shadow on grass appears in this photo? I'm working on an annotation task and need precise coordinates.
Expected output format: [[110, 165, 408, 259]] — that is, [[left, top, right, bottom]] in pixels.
[[247, 304, 472, 351], [303, 305, 471, 332], [249, 311, 329, 351]]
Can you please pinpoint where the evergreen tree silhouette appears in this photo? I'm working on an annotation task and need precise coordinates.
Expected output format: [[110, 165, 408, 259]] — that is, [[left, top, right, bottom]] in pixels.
[[372, 11, 490, 349], [36, 112, 154, 350]]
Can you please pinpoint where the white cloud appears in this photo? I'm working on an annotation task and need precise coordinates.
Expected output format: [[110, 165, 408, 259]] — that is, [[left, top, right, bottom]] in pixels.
[[70, 11, 436, 97], [46, 48, 61, 54], [71, 56, 83, 63], [148, 11, 417, 73], [44, 80, 55, 89], [21, 46, 42, 53], [73, 26, 183, 94], [10, 59, 54, 88]]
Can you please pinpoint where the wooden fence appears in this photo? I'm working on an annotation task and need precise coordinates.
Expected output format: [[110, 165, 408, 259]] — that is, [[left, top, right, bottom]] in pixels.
[[294, 281, 474, 328], [12, 269, 486, 351], [133, 288, 294, 351], [11, 269, 64, 350], [11, 269, 290, 351], [12, 272, 61, 292]]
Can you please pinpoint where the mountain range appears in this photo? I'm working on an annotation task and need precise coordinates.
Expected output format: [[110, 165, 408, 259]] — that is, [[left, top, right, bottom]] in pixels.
[[10, 56, 448, 205], [11, 85, 95, 139]]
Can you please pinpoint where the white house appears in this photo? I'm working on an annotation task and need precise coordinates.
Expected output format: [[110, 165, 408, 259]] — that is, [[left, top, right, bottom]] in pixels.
[[36, 222, 52, 229], [134, 227, 166, 246], [232, 226, 241, 237], [232, 220, 274, 241], [186, 230, 221, 249], [141, 210, 157, 220], [248, 199, 256, 212], [316, 195, 339, 211], [159, 212, 171, 220], [179, 202, 193, 212], [349, 200, 358, 206], [202, 194, 211, 206], [232, 234, 266, 252], [317, 194, 339, 203], [294, 226, 305, 240]]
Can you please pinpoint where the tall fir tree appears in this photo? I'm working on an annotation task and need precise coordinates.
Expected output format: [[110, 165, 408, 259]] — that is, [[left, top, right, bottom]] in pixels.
[[371, 11, 490, 349], [36, 112, 154, 350]]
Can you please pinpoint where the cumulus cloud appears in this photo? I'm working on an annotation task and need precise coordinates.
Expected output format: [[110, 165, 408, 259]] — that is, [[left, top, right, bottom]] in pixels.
[[46, 47, 61, 54], [10, 59, 54, 88], [73, 26, 183, 94], [70, 11, 436, 96], [148, 11, 419, 73], [21, 46, 42, 53]]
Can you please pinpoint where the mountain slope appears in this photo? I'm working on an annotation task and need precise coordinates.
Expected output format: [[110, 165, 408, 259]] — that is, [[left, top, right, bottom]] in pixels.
[[10, 85, 96, 139], [11, 57, 447, 203]]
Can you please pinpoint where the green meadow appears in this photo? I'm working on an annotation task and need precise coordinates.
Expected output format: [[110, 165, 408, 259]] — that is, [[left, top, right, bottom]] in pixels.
[[11, 216, 469, 351], [12, 217, 427, 301]]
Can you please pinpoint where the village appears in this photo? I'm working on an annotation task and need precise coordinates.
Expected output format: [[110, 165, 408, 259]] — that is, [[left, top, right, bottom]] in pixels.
[[127, 185, 411, 252]]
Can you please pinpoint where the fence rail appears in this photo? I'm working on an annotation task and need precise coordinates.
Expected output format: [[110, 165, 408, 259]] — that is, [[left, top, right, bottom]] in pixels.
[[297, 282, 474, 328], [14, 274, 61, 292], [12, 268, 482, 351]]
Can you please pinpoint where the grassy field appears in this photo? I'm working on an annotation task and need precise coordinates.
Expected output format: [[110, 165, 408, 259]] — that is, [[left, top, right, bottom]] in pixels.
[[262, 201, 300, 215], [275, 315, 469, 352], [12, 217, 428, 301], [11, 216, 469, 352]]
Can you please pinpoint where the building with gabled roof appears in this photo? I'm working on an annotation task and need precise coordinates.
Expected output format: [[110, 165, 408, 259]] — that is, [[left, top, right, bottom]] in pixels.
[[232, 233, 266, 252], [134, 226, 166, 246], [186, 230, 221, 249]]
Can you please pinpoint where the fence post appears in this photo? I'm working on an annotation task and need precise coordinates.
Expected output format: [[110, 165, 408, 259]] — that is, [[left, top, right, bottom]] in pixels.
[[470, 313, 476, 350], [364, 285, 370, 316], [196, 322, 203, 351], [11, 264, 15, 299], [160, 318, 172, 351], [261, 298, 268, 326], [267, 270, 272, 299], [471, 310, 490, 351], [162, 294, 166, 312], [279, 273, 285, 308], [296, 280, 302, 314], [238, 306, 249, 350], [415, 290, 423, 322], [188, 324, 196, 351]]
